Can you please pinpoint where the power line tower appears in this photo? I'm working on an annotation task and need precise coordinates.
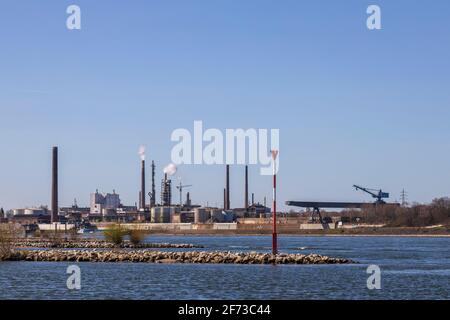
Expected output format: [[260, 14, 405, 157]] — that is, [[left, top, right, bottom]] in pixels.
[[400, 189, 408, 207]]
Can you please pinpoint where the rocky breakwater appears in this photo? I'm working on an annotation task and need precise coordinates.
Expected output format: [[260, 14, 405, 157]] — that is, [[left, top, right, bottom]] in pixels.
[[12, 239, 203, 249], [8, 250, 355, 264]]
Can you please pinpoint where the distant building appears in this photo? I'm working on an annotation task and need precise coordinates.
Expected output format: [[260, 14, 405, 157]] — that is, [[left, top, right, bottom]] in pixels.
[[90, 189, 121, 214], [233, 204, 270, 218], [105, 192, 120, 209], [12, 209, 25, 216], [11, 214, 50, 225], [12, 207, 48, 216], [247, 203, 271, 218], [60, 203, 90, 222]]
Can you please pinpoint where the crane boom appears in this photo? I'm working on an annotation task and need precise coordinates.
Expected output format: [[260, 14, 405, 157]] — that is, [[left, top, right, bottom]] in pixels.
[[176, 182, 192, 206], [353, 185, 389, 204]]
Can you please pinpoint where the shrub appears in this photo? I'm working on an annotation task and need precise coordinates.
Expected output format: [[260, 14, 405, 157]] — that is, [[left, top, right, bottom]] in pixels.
[[104, 224, 126, 246], [129, 230, 145, 245], [0, 224, 21, 260]]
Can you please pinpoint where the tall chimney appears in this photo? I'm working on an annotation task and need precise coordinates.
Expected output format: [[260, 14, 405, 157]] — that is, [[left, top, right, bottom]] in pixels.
[[252, 193, 255, 205], [245, 165, 248, 210], [186, 192, 191, 207], [151, 160, 156, 207], [51, 146, 59, 223], [225, 165, 230, 210], [141, 160, 146, 210], [139, 191, 142, 209], [223, 188, 226, 210]]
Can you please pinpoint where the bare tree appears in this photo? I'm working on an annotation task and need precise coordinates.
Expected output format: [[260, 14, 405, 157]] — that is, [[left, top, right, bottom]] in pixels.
[[0, 223, 22, 260]]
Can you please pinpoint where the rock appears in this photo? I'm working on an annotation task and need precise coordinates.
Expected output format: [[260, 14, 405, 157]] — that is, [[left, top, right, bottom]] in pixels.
[[12, 239, 203, 250], [7, 249, 355, 265]]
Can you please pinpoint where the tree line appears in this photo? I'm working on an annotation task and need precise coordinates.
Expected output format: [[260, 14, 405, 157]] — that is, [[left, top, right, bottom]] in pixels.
[[340, 197, 450, 227]]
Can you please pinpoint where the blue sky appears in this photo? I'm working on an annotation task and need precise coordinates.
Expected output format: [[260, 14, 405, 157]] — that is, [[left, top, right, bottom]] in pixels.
[[1, 0, 449, 210]]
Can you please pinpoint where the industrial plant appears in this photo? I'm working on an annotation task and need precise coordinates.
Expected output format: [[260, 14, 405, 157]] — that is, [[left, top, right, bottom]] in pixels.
[[2, 145, 405, 237], [4, 146, 275, 233]]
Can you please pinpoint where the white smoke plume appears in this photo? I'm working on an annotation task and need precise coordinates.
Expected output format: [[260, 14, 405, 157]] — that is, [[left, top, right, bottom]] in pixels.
[[163, 163, 177, 176], [138, 145, 145, 161]]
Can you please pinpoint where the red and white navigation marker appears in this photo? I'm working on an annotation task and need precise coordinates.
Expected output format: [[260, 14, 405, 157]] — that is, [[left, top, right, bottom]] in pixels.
[[271, 150, 279, 255]]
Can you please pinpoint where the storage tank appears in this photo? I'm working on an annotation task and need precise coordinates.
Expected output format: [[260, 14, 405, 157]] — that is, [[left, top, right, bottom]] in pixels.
[[151, 207, 172, 223], [194, 208, 209, 223], [161, 207, 171, 223], [150, 207, 158, 223]]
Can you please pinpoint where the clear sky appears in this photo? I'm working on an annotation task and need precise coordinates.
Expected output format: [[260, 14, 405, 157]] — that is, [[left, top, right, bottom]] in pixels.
[[1, 0, 449, 210]]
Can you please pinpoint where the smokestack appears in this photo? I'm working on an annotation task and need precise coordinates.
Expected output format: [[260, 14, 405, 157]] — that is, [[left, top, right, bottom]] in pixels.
[[225, 165, 230, 210], [141, 159, 146, 210], [186, 192, 191, 207], [252, 193, 255, 205], [245, 165, 248, 210], [51, 146, 59, 223], [139, 191, 142, 209], [151, 160, 156, 207], [223, 188, 226, 210]]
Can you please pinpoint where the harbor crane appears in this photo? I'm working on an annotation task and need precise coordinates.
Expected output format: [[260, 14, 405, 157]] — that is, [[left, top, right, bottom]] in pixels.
[[353, 185, 389, 204], [176, 182, 192, 207]]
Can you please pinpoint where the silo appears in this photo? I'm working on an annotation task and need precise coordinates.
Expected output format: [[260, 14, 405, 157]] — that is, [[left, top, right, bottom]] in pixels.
[[151, 207, 159, 223], [161, 207, 171, 223], [194, 208, 209, 223]]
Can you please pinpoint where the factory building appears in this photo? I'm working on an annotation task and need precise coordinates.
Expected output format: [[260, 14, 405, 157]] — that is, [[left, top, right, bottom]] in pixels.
[[10, 207, 50, 228], [12, 207, 48, 216], [90, 190, 121, 214], [151, 206, 178, 223]]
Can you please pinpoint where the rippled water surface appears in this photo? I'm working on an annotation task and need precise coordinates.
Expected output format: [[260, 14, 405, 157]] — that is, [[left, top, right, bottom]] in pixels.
[[1, 235, 449, 299]]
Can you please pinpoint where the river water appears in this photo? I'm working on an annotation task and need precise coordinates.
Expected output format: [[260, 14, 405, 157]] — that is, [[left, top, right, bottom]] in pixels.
[[0, 235, 449, 299]]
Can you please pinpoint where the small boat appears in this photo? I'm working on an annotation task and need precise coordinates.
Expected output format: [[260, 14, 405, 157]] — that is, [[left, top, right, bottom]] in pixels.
[[77, 223, 98, 234]]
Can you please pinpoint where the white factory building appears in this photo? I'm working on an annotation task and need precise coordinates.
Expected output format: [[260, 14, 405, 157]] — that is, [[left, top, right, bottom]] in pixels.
[[90, 190, 121, 215], [12, 208, 47, 216]]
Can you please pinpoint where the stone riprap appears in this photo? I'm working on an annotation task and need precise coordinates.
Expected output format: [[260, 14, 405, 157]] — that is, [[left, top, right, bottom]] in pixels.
[[6, 250, 355, 264], [12, 239, 203, 249]]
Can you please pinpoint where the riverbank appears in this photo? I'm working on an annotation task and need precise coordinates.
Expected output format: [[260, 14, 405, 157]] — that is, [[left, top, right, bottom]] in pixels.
[[4, 249, 355, 264], [89, 221, 450, 236], [140, 226, 450, 236]]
